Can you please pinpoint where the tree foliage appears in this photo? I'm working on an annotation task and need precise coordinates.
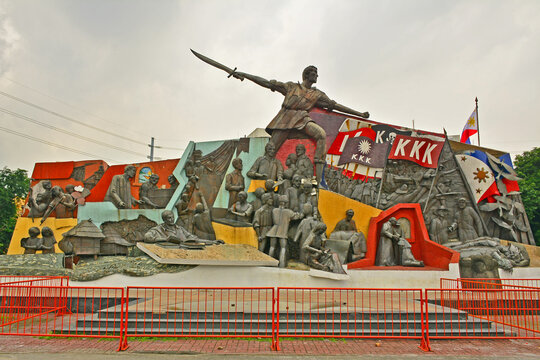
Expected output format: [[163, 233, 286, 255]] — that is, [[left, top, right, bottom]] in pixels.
[[514, 148, 540, 246], [0, 167, 30, 254]]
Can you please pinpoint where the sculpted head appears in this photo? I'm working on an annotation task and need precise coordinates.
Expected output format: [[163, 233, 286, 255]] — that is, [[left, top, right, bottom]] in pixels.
[[286, 153, 297, 167], [124, 165, 136, 178], [149, 174, 159, 185], [264, 179, 275, 192], [28, 227, 40, 238], [313, 222, 327, 235], [261, 193, 273, 206], [302, 203, 313, 216], [161, 210, 175, 225], [302, 182, 312, 194], [237, 191, 247, 203], [302, 65, 318, 84], [389, 217, 398, 226], [41, 226, 54, 237], [195, 202, 204, 213], [345, 209, 354, 221], [292, 175, 302, 188], [65, 184, 75, 194], [42, 180, 52, 190], [232, 158, 243, 171], [265, 142, 276, 158], [296, 144, 306, 157], [254, 187, 265, 199], [51, 185, 64, 198], [458, 197, 467, 209]]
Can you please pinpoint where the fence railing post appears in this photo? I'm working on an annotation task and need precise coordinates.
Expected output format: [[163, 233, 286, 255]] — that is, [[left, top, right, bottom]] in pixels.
[[419, 289, 431, 351]]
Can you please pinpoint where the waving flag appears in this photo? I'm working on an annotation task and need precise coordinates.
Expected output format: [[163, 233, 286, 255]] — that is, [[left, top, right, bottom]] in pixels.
[[456, 154, 500, 203], [460, 109, 478, 144], [388, 135, 445, 168], [338, 136, 389, 168]]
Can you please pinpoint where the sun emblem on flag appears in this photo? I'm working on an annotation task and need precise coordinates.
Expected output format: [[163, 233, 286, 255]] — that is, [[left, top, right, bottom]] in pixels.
[[473, 167, 489, 183], [357, 139, 371, 155], [467, 117, 476, 127]]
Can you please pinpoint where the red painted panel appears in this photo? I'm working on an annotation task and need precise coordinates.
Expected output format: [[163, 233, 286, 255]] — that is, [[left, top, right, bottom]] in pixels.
[[85, 158, 179, 204], [32, 162, 75, 180], [348, 203, 459, 270]]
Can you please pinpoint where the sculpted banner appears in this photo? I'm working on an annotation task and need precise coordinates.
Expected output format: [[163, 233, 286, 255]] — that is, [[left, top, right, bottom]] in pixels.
[[388, 135, 444, 168]]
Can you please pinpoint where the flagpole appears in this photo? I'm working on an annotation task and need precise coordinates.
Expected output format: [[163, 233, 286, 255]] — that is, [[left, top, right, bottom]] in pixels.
[[476, 97, 480, 146]]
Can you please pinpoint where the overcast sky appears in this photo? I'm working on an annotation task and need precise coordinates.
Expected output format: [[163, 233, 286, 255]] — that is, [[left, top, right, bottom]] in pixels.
[[0, 0, 538, 173]]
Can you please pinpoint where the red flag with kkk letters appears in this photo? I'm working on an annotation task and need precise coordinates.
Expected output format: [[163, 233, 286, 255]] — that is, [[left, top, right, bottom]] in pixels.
[[388, 135, 444, 168]]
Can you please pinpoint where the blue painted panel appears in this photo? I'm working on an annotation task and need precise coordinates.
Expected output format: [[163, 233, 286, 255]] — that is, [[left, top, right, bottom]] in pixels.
[[213, 137, 269, 208]]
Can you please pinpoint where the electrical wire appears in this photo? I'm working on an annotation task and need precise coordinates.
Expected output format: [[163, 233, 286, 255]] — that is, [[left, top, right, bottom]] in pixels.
[[0, 125, 119, 162], [0, 78, 191, 149], [1, 76, 152, 140], [0, 90, 149, 146], [0, 107, 148, 157]]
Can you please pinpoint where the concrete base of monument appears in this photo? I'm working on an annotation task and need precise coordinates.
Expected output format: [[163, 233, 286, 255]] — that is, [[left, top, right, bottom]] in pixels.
[[71, 262, 460, 288], [309, 268, 351, 281]]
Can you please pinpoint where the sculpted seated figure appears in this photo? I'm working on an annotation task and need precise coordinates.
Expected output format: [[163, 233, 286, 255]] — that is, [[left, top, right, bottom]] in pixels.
[[330, 209, 366, 261], [144, 210, 223, 248]]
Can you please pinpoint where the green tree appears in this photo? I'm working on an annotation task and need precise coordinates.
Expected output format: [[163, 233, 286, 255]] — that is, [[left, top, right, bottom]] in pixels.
[[0, 167, 30, 253], [514, 148, 540, 246]]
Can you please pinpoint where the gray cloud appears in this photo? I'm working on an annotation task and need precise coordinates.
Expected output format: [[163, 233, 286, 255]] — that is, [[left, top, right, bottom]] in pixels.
[[0, 0, 538, 172]]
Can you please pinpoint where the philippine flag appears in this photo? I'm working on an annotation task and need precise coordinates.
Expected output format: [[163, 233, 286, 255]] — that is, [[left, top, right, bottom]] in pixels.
[[456, 154, 500, 203], [460, 109, 478, 144]]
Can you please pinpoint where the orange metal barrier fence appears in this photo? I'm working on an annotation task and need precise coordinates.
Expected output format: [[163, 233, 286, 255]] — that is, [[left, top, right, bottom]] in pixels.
[[0, 284, 126, 351], [0, 275, 69, 287], [441, 278, 540, 290], [275, 287, 427, 350], [123, 287, 276, 349], [1, 277, 539, 352]]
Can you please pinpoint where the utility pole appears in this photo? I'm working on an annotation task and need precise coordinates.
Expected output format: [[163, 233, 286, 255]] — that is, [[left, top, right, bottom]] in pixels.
[[148, 137, 155, 162]]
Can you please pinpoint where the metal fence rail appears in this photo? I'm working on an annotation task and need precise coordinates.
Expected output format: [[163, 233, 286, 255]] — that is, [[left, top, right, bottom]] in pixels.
[[276, 287, 426, 350], [0, 276, 69, 287], [0, 285, 126, 351], [423, 287, 540, 346], [124, 287, 276, 348], [1, 276, 540, 353], [441, 278, 540, 290]]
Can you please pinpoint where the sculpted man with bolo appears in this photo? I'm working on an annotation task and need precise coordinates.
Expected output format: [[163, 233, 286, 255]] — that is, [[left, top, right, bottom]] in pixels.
[[230, 65, 369, 184], [191, 51, 370, 185]]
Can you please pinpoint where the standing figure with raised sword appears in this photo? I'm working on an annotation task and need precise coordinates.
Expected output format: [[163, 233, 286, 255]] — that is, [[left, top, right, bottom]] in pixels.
[[191, 50, 370, 185]]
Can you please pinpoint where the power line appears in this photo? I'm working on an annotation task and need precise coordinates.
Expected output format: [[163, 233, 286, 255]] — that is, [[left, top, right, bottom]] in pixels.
[[0, 125, 120, 162], [1, 77, 191, 148], [0, 90, 149, 146], [1, 76, 152, 140], [0, 106, 148, 157]]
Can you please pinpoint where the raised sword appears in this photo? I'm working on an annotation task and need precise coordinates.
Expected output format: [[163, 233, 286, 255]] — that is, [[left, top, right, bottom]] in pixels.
[[190, 49, 244, 80]]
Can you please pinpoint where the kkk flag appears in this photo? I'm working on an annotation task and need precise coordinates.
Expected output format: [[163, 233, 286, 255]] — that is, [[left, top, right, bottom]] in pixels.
[[327, 127, 376, 155], [388, 134, 444, 168], [456, 154, 500, 203], [338, 136, 389, 168]]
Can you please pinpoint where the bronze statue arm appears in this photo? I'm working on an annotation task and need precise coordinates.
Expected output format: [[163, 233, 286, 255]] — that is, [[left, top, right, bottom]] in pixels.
[[233, 72, 287, 95], [330, 102, 370, 119]]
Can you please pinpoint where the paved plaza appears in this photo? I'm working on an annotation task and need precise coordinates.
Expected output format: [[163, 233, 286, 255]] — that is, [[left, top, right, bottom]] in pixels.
[[0, 335, 539, 358]]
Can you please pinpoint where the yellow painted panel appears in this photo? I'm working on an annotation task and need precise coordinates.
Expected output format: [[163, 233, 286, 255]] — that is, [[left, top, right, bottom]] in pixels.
[[318, 189, 382, 238], [7, 217, 78, 255], [247, 179, 267, 193], [212, 222, 258, 248]]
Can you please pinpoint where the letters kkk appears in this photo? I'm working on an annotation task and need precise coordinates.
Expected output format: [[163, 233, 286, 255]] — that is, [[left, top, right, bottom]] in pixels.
[[191, 50, 370, 184]]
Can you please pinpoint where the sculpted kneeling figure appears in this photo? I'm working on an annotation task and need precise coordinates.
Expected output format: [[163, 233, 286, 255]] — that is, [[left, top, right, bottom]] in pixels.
[[144, 210, 223, 247]]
